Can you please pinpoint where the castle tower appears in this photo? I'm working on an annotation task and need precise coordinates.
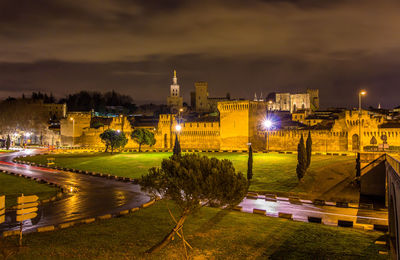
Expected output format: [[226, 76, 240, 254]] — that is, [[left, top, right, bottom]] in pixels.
[[167, 70, 183, 112], [195, 82, 209, 112], [218, 100, 267, 150], [307, 89, 319, 111]]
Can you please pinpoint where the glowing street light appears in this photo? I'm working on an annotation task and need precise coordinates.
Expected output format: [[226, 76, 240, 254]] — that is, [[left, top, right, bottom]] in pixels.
[[263, 119, 273, 152], [175, 124, 182, 132], [263, 119, 273, 130]]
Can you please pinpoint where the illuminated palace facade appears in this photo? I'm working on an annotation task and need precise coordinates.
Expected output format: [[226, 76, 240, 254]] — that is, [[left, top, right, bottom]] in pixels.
[[59, 71, 400, 152]]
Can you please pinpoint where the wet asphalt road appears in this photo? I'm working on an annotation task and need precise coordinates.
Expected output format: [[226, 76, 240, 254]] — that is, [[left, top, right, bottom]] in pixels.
[[0, 150, 150, 233]]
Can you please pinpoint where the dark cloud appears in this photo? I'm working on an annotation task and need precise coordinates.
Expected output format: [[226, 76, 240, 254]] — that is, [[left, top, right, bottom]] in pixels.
[[0, 0, 399, 108]]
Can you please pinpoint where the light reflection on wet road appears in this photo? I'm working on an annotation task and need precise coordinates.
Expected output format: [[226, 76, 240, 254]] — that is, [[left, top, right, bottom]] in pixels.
[[239, 196, 388, 226], [0, 150, 150, 233]]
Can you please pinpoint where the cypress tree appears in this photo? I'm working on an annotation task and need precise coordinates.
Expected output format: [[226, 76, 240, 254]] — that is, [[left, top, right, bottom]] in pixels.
[[247, 145, 253, 182], [306, 131, 312, 169], [296, 134, 307, 181], [173, 134, 181, 156], [6, 134, 11, 150], [356, 152, 361, 177]]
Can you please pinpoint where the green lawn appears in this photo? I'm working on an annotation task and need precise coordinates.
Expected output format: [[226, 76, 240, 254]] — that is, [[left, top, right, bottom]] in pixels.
[[3, 200, 388, 259], [23, 152, 357, 201], [0, 173, 58, 208]]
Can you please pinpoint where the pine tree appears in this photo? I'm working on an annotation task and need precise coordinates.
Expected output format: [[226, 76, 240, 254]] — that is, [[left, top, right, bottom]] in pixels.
[[99, 129, 128, 154], [6, 134, 11, 150], [247, 145, 253, 182], [296, 134, 307, 181], [131, 129, 156, 152], [173, 134, 181, 156], [141, 154, 248, 253], [306, 131, 312, 169]]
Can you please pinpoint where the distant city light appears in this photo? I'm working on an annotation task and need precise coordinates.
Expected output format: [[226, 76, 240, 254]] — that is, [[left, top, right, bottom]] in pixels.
[[117, 130, 121, 133], [360, 90, 367, 96], [25, 132, 31, 137], [175, 124, 182, 132]]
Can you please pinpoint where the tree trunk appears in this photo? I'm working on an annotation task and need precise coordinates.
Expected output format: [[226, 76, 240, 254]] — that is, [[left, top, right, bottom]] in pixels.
[[111, 146, 114, 155], [139, 143, 141, 152], [146, 212, 189, 254], [105, 145, 108, 153]]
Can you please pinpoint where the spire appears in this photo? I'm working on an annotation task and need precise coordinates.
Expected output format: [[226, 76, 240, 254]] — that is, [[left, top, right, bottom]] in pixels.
[[254, 93, 257, 101], [260, 92, 263, 101], [173, 69, 177, 84], [378, 103, 381, 109]]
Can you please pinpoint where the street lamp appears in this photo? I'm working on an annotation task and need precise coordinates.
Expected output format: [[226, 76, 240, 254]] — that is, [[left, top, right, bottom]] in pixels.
[[263, 119, 273, 152], [70, 117, 75, 147], [175, 124, 182, 132], [358, 90, 366, 151]]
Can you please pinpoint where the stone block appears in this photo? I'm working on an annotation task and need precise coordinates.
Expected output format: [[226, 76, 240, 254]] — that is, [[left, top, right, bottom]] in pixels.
[[233, 206, 242, 211], [373, 224, 388, 232], [119, 210, 129, 216], [253, 208, 266, 215], [37, 225, 55, 232], [81, 218, 95, 224], [98, 214, 112, 220], [336, 201, 348, 208], [130, 207, 139, 213], [308, 216, 322, 223], [2, 230, 20, 237], [278, 212, 292, 220], [313, 199, 325, 206], [338, 220, 353, 228], [59, 222, 75, 229], [142, 200, 155, 208]]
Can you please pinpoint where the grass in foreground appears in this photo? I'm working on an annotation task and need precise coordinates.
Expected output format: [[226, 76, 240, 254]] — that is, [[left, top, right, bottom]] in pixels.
[[0, 173, 58, 208], [3, 200, 387, 259], [23, 152, 357, 201]]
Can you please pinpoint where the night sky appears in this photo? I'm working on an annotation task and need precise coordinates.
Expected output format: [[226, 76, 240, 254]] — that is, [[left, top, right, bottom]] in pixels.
[[1, 0, 400, 108]]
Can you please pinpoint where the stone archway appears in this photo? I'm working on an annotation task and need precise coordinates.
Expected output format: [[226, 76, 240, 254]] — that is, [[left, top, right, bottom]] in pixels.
[[352, 134, 359, 151]]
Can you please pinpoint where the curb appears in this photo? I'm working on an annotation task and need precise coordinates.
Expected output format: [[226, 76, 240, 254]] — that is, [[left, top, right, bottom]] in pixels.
[[37, 226, 55, 232], [13, 158, 140, 185], [0, 170, 68, 211], [234, 206, 387, 231], [1, 197, 158, 238]]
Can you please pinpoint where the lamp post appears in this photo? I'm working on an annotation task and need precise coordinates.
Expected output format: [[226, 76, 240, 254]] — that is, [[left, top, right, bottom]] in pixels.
[[263, 119, 273, 152], [358, 90, 366, 151], [175, 124, 182, 135], [70, 117, 75, 147]]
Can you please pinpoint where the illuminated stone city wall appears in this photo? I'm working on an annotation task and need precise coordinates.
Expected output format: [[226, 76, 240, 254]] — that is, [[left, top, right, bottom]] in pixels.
[[59, 101, 400, 152]]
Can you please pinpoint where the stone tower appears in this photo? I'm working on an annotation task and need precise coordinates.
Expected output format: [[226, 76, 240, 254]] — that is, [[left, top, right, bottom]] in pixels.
[[167, 70, 183, 112], [218, 100, 267, 150], [307, 89, 319, 111], [195, 82, 209, 112]]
